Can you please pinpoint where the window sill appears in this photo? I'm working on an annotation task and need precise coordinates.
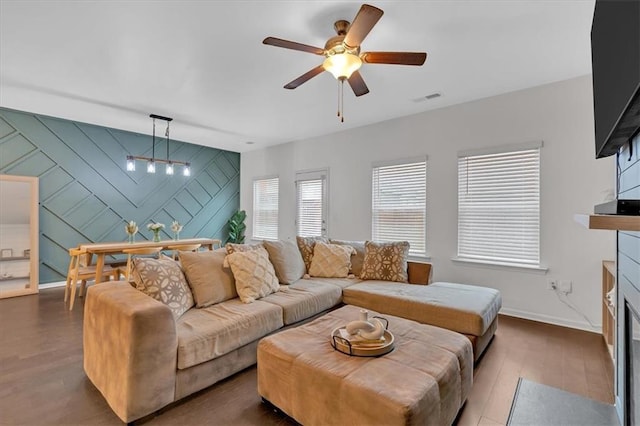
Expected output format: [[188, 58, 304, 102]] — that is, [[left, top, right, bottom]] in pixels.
[[451, 256, 548, 274], [251, 237, 279, 242]]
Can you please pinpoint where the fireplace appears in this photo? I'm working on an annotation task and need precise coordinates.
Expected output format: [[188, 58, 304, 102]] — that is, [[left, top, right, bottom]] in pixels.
[[613, 131, 639, 426], [620, 276, 640, 426]]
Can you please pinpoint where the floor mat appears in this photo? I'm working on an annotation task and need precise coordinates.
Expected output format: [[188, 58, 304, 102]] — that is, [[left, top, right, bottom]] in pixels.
[[507, 378, 619, 426]]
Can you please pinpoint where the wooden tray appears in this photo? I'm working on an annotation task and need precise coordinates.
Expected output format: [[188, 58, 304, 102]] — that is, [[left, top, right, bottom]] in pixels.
[[331, 327, 395, 357]]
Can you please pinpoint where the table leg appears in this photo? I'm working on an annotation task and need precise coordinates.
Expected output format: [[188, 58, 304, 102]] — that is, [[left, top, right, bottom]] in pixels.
[[94, 254, 105, 284]]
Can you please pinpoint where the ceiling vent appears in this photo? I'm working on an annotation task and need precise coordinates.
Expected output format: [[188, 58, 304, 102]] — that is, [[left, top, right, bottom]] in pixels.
[[413, 92, 442, 102]]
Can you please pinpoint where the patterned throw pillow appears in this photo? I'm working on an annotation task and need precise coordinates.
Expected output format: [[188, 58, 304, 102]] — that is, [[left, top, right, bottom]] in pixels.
[[308, 242, 355, 278], [296, 236, 329, 272], [359, 241, 410, 283], [223, 242, 265, 268], [132, 257, 195, 319], [226, 249, 280, 303]]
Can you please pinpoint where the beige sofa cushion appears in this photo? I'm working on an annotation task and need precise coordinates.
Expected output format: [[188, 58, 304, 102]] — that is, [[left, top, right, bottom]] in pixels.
[[263, 240, 306, 284], [226, 248, 280, 303], [329, 239, 365, 276], [360, 240, 410, 283], [343, 281, 502, 336], [132, 257, 194, 319], [303, 276, 362, 289], [296, 236, 328, 272], [179, 249, 237, 308], [308, 242, 355, 278], [176, 298, 283, 369], [260, 279, 343, 325]]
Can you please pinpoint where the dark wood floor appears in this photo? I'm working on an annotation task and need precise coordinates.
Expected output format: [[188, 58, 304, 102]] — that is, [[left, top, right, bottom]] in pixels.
[[0, 287, 614, 425]]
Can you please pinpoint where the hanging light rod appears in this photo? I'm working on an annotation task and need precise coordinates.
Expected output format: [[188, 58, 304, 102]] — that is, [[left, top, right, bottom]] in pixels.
[[126, 114, 191, 176], [149, 113, 173, 122]]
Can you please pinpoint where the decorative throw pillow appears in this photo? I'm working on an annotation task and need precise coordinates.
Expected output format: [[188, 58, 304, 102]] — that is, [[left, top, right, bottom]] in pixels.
[[179, 249, 237, 308], [262, 240, 306, 284], [359, 241, 410, 283], [223, 242, 265, 268], [329, 239, 365, 276], [296, 236, 329, 272], [132, 257, 195, 319], [226, 249, 280, 303], [308, 242, 355, 278]]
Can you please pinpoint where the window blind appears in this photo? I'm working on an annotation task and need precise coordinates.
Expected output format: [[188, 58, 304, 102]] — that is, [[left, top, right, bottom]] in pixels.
[[252, 177, 279, 240], [296, 171, 327, 237], [372, 159, 427, 256], [457, 147, 540, 266]]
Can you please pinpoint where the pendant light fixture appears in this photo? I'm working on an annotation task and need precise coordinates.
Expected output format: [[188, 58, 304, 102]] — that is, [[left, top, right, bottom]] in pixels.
[[126, 114, 191, 176]]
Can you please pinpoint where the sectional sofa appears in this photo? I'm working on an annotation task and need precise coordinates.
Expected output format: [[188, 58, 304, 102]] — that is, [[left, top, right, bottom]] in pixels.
[[83, 239, 501, 423]]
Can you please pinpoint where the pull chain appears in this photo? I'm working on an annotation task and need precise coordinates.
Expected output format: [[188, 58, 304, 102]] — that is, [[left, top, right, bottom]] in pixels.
[[336, 78, 345, 122], [340, 79, 344, 123], [337, 80, 341, 118]]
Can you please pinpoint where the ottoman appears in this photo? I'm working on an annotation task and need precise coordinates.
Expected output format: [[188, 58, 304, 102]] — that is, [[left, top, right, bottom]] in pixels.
[[343, 281, 502, 360], [257, 305, 473, 426]]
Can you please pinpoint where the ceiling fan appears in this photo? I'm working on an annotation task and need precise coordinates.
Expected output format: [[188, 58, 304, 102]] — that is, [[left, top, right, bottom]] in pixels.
[[263, 3, 427, 121]]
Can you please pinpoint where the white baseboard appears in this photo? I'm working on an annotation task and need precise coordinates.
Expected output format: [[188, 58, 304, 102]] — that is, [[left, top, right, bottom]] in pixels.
[[500, 307, 602, 334], [39, 281, 66, 290]]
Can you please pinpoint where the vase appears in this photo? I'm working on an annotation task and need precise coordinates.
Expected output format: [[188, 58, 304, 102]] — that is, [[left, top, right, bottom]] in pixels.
[[174, 231, 180, 241], [128, 233, 135, 244], [153, 230, 161, 242]]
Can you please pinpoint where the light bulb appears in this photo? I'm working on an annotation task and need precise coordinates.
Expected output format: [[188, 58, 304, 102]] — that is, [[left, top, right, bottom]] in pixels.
[[183, 164, 191, 177], [126, 157, 135, 171], [322, 53, 362, 80], [166, 163, 174, 175], [147, 161, 156, 174]]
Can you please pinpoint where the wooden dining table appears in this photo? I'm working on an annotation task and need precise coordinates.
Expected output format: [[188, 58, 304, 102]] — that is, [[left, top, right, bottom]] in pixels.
[[77, 238, 221, 283]]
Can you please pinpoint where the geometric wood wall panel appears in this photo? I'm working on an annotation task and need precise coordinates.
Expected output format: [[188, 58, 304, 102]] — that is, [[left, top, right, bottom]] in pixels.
[[0, 107, 240, 283]]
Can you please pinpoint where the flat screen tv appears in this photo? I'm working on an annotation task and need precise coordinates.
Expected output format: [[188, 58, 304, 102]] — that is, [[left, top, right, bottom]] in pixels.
[[591, 0, 640, 158]]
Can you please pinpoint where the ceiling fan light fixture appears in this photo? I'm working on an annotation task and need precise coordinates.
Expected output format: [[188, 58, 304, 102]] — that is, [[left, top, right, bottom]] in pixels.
[[323, 53, 362, 80]]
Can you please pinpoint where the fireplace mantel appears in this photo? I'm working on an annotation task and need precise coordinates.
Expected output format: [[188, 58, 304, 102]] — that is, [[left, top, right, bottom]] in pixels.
[[574, 214, 640, 231]]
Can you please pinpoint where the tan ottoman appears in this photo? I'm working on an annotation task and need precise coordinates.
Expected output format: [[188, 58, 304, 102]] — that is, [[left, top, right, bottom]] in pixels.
[[257, 305, 473, 426]]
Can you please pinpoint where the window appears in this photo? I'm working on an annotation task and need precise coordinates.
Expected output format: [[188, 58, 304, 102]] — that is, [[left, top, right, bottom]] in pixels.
[[252, 176, 279, 240], [457, 142, 541, 267], [371, 158, 427, 256], [296, 169, 328, 237]]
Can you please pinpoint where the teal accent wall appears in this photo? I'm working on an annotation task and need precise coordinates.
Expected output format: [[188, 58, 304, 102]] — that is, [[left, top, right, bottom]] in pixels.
[[0, 108, 240, 283]]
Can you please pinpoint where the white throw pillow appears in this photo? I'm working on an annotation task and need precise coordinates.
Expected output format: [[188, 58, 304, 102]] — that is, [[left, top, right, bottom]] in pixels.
[[308, 242, 355, 278], [226, 248, 280, 303]]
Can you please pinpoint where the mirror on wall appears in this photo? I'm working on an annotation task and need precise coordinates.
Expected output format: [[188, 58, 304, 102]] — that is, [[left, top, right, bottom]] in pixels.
[[0, 174, 39, 298]]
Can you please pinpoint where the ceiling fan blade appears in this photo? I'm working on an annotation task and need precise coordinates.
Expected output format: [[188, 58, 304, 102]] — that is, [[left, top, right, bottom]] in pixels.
[[348, 71, 370, 97], [343, 4, 384, 48], [262, 37, 325, 55], [284, 65, 326, 89], [361, 51, 427, 66]]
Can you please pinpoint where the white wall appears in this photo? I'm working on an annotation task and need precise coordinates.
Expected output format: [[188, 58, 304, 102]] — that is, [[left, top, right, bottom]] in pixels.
[[241, 75, 616, 332]]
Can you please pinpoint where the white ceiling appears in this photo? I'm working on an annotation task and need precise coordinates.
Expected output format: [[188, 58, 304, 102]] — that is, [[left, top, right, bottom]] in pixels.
[[0, 1, 595, 153]]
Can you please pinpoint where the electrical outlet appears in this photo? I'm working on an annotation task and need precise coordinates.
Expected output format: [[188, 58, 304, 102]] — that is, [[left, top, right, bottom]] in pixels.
[[558, 280, 572, 293], [547, 280, 557, 290]]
